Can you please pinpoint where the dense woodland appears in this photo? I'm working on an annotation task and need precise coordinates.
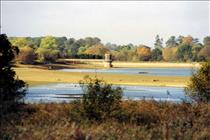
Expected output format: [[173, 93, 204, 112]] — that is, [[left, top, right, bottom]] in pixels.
[[9, 35, 210, 64]]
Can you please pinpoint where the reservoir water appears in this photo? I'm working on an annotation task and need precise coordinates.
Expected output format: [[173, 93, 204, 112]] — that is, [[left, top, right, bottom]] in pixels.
[[59, 67, 196, 76], [25, 83, 189, 103], [25, 67, 194, 103]]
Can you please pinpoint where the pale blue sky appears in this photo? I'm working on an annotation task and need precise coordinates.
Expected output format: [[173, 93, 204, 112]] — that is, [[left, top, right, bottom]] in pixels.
[[1, 1, 209, 47]]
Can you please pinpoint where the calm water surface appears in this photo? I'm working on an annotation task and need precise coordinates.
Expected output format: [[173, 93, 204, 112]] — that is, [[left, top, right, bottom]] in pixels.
[[59, 67, 196, 76], [25, 83, 190, 103], [25, 68, 194, 103]]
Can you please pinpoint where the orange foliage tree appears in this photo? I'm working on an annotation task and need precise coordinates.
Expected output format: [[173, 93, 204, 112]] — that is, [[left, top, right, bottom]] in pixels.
[[182, 36, 193, 45], [17, 47, 36, 64], [84, 44, 110, 57], [136, 45, 151, 61]]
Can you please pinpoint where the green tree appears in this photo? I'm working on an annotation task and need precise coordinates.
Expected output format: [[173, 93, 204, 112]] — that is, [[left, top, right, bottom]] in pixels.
[[198, 46, 210, 61], [36, 36, 59, 63], [191, 44, 203, 61], [0, 34, 27, 113], [84, 37, 101, 46], [166, 36, 178, 48], [9, 37, 29, 48], [177, 44, 193, 61], [151, 48, 163, 61], [57, 37, 67, 58], [185, 60, 210, 102], [25, 37, 42, 49], [177, 35, 184, 44], [154, 35, 163, 50], [64, 38, 81, 57], [203, 36, 210, 46]]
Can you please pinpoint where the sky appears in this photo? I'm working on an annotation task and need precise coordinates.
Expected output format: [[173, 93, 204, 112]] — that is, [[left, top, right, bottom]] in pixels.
[[1, 1, 210, 47]]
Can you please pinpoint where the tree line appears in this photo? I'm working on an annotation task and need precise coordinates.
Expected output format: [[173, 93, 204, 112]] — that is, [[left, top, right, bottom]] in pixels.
[[9, 35, 210, 64]]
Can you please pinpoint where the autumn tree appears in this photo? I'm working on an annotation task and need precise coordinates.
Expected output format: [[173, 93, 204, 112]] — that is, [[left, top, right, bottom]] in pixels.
[[182, 36, 194, 45], [84, 44, 110, 57], [136, 45, 151, 61], [17, 47, 36, 64], [162, 47, 178, 61]]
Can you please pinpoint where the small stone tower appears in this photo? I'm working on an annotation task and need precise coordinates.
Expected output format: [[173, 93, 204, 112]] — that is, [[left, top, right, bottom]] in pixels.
[[104, 53, 112, 68]]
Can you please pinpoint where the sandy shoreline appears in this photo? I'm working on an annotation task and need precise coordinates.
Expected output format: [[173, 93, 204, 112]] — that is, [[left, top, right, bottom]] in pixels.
[[112, 62, 201, 68], [64, 59, 201, 68], [15, 67, 189, 87]]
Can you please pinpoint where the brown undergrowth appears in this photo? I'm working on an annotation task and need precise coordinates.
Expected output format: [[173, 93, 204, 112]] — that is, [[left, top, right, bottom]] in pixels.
[[1, 101, 210, 140]]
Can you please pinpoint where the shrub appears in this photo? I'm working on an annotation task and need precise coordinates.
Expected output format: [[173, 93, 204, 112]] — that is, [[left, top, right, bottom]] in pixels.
[[79, 76, 123, 121], [185, 60, 210, 102]]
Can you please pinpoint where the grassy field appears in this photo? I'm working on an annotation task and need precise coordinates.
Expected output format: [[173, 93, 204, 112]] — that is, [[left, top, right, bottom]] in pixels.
[[14, 67, 190, 87]]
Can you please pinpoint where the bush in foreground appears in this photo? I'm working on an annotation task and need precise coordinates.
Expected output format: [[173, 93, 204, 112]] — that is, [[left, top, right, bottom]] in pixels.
[[76, 76, 123, 121], [185, 60, 210, 102]]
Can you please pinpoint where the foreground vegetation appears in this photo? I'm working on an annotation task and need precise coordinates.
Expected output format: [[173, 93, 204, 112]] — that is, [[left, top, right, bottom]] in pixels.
[[1, 101, 210, 140]]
